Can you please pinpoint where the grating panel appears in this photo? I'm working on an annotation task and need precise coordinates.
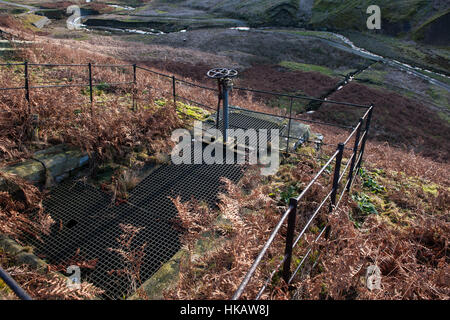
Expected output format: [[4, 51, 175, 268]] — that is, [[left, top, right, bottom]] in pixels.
[[23, 112, 279, 299], [217, 112, 281, 133], [25, 163, 244, 299]]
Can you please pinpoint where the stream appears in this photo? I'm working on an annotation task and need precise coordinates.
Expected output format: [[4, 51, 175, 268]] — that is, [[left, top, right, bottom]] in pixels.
[[328, 32, 450, 91], [2, 0, 449, 91], [84, 19, 450, 91]]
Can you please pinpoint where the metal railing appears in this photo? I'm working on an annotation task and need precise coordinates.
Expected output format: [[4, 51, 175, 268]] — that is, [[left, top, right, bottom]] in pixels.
[[1, 61, 373, 299], [0, 266, 32, 300], [232, 105, 373, 299]]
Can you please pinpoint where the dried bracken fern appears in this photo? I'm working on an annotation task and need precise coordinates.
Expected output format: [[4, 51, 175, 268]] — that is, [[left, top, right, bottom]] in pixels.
[[0, 172, 54, 241], [166, 171, 289, 300], [0, 40, 183, 167], [296, 202, 449, 300], [6, 265, 103, 300], [171, 196, 215, 251], [108, 224, 147, 296]]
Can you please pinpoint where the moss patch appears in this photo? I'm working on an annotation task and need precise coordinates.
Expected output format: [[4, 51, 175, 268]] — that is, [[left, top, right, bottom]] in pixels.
[[155, 98, 211, 121], [279, 61, 334, 77]]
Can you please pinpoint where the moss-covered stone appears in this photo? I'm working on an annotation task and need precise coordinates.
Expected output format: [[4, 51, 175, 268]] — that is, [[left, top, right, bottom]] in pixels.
[[0, 236, 47, 271], [0, 144, 89, 189], [129, 228, 226, 300]]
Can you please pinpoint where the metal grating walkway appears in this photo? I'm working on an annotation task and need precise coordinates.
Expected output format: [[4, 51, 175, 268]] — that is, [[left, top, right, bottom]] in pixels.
[[216, 112, 283, 134], [23, 113, 282, 299], [26, 164, 244, 299]]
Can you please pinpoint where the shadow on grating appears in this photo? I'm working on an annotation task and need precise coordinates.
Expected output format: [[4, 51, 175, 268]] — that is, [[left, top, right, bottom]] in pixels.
[[25, 164, 245, 299], [216, 112, 282, 135]]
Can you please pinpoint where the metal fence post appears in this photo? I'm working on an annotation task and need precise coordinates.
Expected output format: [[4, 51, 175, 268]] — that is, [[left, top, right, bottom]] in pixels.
[[325, 142, 345, 240], [356, 104, 374, 171], [346, 118, 363, 192], [132, 64, 137, 110], [330, 143, 345, 212], [172, 75, 176, 107], [282, 198, 298, 283], [285, 97, 294, 153], [88, 63, 93, 116], [24, 61, 30, 113]]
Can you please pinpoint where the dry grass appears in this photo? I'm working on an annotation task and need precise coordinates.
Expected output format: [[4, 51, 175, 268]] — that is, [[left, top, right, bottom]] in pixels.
[[165, 154, 335, 300], [166, 172, 289, 300], [108, 223, 147, 296], [4, 265, 103, 300], [0, 41, 185, 168], [0, 172, 53, 241], [296, 202, 449, 300]]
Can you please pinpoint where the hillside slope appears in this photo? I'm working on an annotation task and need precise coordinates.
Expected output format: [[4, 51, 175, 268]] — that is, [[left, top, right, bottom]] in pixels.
[[150, 0, 304, 26], [148, 0, 449, 42], [310, 0, 450, 42]]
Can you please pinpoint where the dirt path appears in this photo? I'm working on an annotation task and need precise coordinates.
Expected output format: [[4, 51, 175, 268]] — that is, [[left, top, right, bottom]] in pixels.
[[0, 0, 36, 12], [275, 29, 450, 92]]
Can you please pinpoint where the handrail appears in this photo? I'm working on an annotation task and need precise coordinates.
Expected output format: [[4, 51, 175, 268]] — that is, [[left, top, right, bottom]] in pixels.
[[232, 150, 339, 300], [296, 149, 339, 203], [0, 86, 25, 91], [0, 266, 32, 300], [0, 60, 374, 300], [135, 65, 172, 78], [0, 61, 370, 130], [232, 205, 294, 300], [28, 63, 89, 67], [233, 86, 370, 109], [175, 78, 217, 92], [0, 63, 24, 66], [232, 105, 373, 300], [228, 105, 354, 129], [343, 121, 363, 145]]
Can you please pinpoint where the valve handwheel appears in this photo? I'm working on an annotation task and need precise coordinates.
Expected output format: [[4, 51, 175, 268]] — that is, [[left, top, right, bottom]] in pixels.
[[207, 68, 238, 79]]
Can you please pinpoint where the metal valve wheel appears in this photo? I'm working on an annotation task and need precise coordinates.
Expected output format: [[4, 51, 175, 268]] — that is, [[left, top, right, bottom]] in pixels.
[[207, 68, 238, 79]]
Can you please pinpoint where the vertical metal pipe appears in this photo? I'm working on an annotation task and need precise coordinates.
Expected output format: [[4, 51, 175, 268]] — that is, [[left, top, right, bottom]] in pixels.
[[172, 75, 176, 107], [285, 97, 294, 153], [330, 143, 345, 212], [356, 104, 374, 171], [24, 61, 30, 113], [222, 79, 229, 142], [132, 64, 137, 110], [346, 118, 363, 192], [215, 79, 222, 130], [282, 198, 298, 283]]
